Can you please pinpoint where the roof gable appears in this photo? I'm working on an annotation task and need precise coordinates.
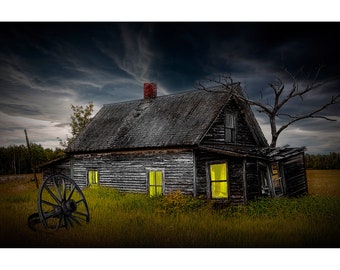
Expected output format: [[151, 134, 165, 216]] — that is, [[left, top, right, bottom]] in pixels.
[[66, 89, 233, 153], [232, 95, 268, 146]]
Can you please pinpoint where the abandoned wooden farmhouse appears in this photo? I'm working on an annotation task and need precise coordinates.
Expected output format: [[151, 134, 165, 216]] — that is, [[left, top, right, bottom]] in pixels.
[[42, 83, 308, 204]]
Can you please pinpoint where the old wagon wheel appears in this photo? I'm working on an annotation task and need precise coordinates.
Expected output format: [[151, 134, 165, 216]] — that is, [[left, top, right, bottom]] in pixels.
[[37, 174, 90, 230]]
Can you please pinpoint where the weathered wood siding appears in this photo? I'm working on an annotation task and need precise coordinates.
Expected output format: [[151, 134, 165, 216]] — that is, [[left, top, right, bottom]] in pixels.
[[228, 159, 245, 204], [71, 149, 195, 195], [282, 153, 308, 196], [201, 99, 257, 146], [245, 159, 260, 201], [194, 150, 246, 204], [42, 159, 71, 181]]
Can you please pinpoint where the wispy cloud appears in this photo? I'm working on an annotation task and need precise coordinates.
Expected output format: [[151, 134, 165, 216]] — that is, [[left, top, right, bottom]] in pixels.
[[114, 24, 154, 83], [95, 24, 170, 96], [0, 111, 70, 148]]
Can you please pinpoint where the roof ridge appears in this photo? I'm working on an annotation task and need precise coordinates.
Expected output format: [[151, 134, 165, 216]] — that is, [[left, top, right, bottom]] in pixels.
[[102, 84, 241, 107]]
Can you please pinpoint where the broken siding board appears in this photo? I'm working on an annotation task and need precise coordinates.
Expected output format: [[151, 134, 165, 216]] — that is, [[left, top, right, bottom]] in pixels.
[[282, 154, 308, 197]]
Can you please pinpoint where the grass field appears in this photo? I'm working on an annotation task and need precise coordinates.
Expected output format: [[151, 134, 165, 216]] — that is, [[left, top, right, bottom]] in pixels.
[[0, 170, 339, 248], [307, 170, 340, 197]]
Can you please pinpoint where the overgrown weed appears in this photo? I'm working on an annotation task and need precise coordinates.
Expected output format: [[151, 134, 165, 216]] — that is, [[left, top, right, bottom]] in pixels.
[[156, 190, 205, 214]]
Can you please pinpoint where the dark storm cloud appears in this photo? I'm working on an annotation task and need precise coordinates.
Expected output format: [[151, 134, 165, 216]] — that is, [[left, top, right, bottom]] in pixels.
[[53, 122, 69, 128], [0, 22, 339, 153]]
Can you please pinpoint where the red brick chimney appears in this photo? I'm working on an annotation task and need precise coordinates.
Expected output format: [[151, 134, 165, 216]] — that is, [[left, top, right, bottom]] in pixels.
[[144, 83, 157, 99]]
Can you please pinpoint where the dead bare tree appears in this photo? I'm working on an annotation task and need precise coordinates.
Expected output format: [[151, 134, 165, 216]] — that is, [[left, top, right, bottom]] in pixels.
[[196, 68, 340, 148]]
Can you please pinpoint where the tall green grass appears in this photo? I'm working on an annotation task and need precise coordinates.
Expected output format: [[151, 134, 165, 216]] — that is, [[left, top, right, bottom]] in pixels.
[[0, 171, 339, 247]]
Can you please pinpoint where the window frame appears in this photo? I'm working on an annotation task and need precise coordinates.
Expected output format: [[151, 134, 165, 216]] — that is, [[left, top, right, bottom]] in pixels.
[[225, 112, 237, 143], [87, 169, 99, 186], [206, 161, 229, 200], [146, 168, 165, 197]]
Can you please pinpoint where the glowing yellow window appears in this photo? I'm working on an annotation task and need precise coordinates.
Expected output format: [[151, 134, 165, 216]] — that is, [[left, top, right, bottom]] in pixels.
[[88, 170, 99, 186], [149, 170, 163, 197], [210, 163, 228, 199]]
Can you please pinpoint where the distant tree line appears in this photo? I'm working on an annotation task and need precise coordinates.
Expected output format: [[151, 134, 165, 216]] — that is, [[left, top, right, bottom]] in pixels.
[[1, 144, 338, 175], [0, 144, 64, 175], [0, 102, 94, 175], [305, 152, 340, 169]]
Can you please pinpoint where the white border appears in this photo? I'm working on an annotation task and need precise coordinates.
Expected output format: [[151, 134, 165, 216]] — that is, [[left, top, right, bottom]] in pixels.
[[1, 1, 339, 21]]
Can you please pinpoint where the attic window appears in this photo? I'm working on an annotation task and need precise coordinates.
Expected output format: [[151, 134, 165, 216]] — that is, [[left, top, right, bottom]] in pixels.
[[225, 113, 236, 143]]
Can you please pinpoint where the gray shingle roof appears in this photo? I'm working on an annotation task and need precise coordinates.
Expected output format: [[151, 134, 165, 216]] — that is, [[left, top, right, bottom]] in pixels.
[[66, 87, 268, 153]]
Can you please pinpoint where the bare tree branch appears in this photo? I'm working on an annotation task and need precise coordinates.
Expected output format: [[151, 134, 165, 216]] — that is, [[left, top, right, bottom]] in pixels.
[[276, 94, 340, 136]]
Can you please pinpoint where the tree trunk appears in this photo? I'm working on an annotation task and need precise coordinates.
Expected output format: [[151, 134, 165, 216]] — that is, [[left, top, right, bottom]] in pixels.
[[269, 115, 278, 148], [270, 135, 278, 148]]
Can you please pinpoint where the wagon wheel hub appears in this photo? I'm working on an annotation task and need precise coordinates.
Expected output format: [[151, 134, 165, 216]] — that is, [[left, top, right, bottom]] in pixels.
[[62, 199, 77, 215]]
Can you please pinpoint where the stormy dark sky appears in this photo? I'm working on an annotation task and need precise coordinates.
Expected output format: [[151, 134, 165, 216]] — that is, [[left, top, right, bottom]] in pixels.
[[0, 21, 339, 154]]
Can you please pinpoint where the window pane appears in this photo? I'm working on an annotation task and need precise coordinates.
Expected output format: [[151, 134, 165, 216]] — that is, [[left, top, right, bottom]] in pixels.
[[225, 129, 232, 142], [212, 182, 228, 198], [149, 171, 155, 185], [210, 163, 227, 180], [225, 114, 235, 128], [156, 186, 162, 196], [150, 186, 156, 197], [94, 171, 98, 184], [155, 171, 162, 186], [225, 113, 236, 143]]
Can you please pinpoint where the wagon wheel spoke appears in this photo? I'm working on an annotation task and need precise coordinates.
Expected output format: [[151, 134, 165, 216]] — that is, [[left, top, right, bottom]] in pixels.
[[64, 216, 70, 229], [53, 179, 63, 202], [67, 184, 76, 201], [43, 210, 60, 220], [41, 199, 59, 208], [76, 198, 85, 204], [73, 211, 89, 217], [56, 215, 63, 230], [65, 215, 75, 229], [44, 185, 61, 205], [72, 211, 90, 222], [62, 179, 67, 201], [69, 214, 82, 225]]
